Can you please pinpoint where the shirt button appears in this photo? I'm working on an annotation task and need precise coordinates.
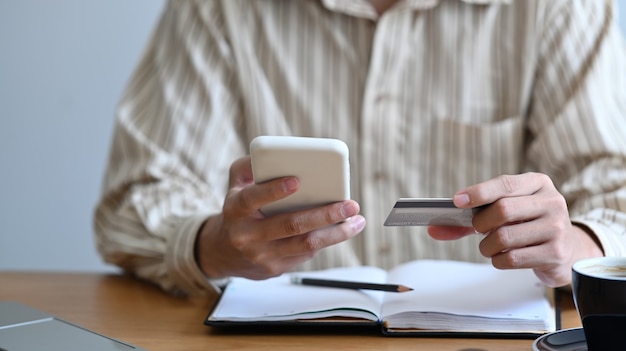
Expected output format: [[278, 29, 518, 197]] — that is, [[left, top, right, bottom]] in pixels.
[[379, 245, 390, 255], [375, 94, 391, 104], [373, 171, 387, 181]]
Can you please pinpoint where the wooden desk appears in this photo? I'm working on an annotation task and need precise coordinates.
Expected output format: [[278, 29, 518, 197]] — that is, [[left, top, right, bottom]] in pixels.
[[0, 272, 581, 351]]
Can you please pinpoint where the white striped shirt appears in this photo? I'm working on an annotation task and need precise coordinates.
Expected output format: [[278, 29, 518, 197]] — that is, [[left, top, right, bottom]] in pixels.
[[95, 0, 626, 296]]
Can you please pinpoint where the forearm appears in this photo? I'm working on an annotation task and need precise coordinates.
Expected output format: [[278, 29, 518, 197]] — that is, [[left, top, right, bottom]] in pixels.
[[94, 185, 222, 297], [94, 124, 229, 296]]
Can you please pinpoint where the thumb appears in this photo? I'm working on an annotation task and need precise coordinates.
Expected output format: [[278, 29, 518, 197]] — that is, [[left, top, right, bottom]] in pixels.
[[229, 156, 255, 189], [427, 226, 476, 241]]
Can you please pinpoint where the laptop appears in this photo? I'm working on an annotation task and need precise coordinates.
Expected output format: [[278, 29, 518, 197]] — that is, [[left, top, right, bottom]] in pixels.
[[0, 301, 148, 351]]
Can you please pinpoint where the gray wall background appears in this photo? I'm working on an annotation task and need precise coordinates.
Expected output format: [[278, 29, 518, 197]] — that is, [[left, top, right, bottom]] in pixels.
[[0, 0, 165, 272], [1, 1, 626, 273]]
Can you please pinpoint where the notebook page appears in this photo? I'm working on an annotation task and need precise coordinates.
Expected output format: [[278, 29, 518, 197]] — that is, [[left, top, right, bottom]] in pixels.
[[381, 260, 553, 325], [209, 266, 387, 322]]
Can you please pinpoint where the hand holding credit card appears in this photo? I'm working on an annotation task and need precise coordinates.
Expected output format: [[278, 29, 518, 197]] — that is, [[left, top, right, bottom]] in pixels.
[[384, 198, 483, 227]]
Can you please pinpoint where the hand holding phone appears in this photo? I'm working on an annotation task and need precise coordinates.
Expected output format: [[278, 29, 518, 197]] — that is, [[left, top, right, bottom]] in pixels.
[[250, 136, 350, 216]]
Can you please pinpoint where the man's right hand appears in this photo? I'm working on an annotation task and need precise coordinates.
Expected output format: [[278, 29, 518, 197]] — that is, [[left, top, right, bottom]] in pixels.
[[194, 156, 366, 280]]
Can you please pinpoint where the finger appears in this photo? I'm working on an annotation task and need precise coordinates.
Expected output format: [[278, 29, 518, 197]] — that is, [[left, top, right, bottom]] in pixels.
[[473, 183, 569, 238], [490, 241, 563, 272], [490, 246, 544, 270], [227, 215, 366, 280], [478, 220, 549, 258], [224, 175, 300, 217], [266, 200, 361, 241], [454, 173, 550, 208], [229, 156, 255, 188], [427, 226, 475, 241], [275, 215, 366, 258], [490, 245, 571, 287], [472, 195, 543, 234]]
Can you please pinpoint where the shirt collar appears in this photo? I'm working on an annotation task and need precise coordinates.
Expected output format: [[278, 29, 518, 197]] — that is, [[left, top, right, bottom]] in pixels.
[[321, 0, 512, 20]]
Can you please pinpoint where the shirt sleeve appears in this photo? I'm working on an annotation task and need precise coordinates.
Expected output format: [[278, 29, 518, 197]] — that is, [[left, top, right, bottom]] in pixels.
[[527, 0, 626, 256], [94, 0, 244, 297]]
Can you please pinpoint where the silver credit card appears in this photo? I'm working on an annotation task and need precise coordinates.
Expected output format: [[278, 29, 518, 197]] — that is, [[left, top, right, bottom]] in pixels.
[[384, 198, 481, 227]]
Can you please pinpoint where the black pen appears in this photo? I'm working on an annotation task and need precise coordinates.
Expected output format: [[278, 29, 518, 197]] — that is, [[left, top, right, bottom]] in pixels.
[[290, 276, 413, 293]]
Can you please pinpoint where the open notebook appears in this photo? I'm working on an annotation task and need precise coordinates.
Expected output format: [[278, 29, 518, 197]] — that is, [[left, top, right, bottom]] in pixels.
[[205, 259, 558, 338]]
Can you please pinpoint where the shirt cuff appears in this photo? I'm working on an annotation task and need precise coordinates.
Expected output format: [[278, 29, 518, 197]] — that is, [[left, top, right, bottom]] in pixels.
[[165, 214, 228, 297], [572, 218, 626, 257]]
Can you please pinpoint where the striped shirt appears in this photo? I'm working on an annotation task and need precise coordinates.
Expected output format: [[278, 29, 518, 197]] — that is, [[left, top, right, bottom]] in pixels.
[[94, 0, 626, 296]]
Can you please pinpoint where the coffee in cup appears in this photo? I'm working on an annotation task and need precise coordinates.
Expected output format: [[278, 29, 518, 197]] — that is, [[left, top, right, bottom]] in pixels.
[[572, 257, 626, 351]]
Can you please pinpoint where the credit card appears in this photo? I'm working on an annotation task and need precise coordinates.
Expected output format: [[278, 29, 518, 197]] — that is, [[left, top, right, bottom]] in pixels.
[[384, 198, 481, 227]]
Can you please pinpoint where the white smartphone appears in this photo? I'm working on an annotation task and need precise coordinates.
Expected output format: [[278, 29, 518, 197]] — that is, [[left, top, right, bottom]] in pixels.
[[250, 136, 350, 216]]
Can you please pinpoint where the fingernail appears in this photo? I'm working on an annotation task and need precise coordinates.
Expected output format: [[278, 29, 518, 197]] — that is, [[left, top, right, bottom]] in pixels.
[[340, 202, 358, 218], [350, 216, 366, 232], [282, 177, 299, 192], [454, 193, 470, 206]]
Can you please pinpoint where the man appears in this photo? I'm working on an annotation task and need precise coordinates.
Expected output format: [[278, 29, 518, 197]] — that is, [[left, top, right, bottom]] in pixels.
[[95, 0, 626, 297]]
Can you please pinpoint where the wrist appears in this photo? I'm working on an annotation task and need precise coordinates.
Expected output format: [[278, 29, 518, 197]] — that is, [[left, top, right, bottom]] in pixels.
[[571, 222, 605, 258], [194, 214, 226, 279]]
